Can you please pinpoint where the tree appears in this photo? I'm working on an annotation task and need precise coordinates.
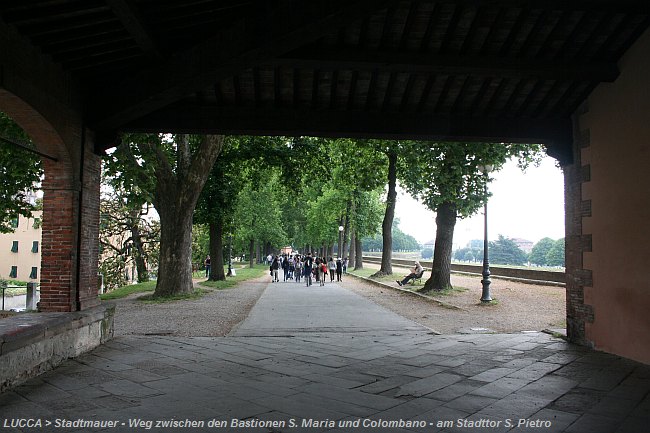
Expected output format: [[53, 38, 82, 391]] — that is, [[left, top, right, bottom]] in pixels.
[[107, 133, 224, 297], [99, 188, 159, 288], [234, 173, 287, 268], [400, 141, 543, 292], [546, 238, 565, 267], [421, 248, 433, 259], [0, 112, 42, 233], [529, 237, 556, 266], [489, 235, 528, 266]]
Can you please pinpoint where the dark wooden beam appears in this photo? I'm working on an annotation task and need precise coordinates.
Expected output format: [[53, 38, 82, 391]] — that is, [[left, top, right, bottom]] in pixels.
[[105, 0, 162, 59], [274, 49, 620, 82], [122, 104, 573, 163], [89, 0, 397, 131]]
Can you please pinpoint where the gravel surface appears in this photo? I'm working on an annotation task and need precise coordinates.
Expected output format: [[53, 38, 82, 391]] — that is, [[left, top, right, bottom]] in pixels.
[[111, 275, 267, 337], [110, 267, 565, 337], [342, 265, 566, 334]]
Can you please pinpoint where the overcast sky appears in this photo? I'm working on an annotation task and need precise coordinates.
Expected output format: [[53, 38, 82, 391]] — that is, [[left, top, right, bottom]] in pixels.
[[394, 156, 565, 249]]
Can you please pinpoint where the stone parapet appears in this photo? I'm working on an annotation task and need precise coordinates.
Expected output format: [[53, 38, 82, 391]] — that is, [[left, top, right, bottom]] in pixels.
[[0, 304, 114, 392]]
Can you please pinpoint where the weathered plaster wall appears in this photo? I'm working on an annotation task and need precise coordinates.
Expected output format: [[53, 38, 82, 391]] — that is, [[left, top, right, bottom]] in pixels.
[[578, 28, 650, 364]]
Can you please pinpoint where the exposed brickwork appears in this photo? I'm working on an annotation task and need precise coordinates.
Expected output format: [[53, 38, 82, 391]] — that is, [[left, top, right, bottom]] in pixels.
[[564, 114, 594, 347], [39, 160, 78, 312], [1, 24, 100, 312], [77, 131, 101, 310]]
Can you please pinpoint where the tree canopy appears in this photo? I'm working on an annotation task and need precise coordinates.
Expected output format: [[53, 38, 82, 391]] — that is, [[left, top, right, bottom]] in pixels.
[[0, 112, 42, 233]]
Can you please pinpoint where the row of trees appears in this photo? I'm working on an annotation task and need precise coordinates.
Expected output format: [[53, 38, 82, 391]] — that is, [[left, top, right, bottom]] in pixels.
[[101, 134, 545, 296], [2, 109, 548, 295], [453, 236, 565, 267]]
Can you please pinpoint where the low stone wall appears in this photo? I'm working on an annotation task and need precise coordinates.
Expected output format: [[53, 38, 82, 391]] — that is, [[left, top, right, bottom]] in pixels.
[[363, 256, 565, 285], [0, 304, 114, 392]]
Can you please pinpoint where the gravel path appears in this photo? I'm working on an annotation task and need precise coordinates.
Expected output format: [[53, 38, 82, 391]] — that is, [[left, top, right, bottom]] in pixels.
[[111, 275, 267, 337], [341, 264, 565, 334], [111, 267, 565, 337]]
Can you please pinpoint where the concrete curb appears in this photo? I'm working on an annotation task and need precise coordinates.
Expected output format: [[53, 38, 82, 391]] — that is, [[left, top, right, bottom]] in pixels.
[[347, 272, 468, 312]]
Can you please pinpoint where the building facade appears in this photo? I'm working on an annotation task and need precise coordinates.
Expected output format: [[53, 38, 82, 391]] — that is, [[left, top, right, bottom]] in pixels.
[[0, 212, 42, 282]]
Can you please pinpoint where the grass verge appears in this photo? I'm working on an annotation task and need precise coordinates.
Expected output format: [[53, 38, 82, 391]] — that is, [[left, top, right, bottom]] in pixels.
[[199, 264, 268, 290], [100, 264, 268, 303], [100, 280, 156, 300]]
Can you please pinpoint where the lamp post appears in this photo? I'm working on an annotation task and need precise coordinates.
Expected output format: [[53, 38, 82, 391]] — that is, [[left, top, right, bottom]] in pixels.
[[338, 225, 344, 258], [477, 164, 493, 302], [227, 225, 234, 277]]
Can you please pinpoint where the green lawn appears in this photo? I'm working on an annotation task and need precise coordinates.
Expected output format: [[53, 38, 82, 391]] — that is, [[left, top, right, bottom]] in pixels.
[[100, 264, 268, 302], [199, 264, 268, 290], [99, 280, 156, 300]]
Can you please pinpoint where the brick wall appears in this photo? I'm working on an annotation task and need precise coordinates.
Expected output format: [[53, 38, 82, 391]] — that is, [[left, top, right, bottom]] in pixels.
[[563, 106, 594, 347], [2, 20, 100, 312]]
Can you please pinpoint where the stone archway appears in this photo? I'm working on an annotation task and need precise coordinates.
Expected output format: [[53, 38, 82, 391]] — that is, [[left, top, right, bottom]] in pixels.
[[0, 89, 100, 312]]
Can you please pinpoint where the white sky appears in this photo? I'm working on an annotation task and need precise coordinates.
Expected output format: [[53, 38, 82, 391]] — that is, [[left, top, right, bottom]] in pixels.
[[395, 156, 565, 249]]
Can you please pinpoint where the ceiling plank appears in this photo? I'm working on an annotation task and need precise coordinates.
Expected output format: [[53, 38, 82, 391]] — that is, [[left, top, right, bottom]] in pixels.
[[274, 49, 619, 82], [105, 0, 162, 59], [89, 0, 397, 131], [123, 104, 573, 163]]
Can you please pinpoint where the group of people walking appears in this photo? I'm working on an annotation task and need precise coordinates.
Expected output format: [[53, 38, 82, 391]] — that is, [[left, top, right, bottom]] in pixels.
[[268, 253, 347, 286]]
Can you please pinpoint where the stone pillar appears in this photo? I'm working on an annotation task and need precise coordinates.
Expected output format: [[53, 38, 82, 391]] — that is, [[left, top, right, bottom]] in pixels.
[[39, 131, 101, 312], [563, 108, 594, 347]]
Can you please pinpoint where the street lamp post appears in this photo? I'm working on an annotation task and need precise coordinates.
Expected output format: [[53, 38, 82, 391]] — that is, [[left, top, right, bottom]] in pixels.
[[338, 225, 344, 258], [227, 227, 234, 277], [477, 164, 493, 302]]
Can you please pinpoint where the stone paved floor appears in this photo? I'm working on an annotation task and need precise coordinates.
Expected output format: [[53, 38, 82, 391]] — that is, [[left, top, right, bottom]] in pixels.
[[1, 281, 649, 433]]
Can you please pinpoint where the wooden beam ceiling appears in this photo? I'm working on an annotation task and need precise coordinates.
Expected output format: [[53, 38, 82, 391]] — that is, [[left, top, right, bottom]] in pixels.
[[88, 0, 398, 131]]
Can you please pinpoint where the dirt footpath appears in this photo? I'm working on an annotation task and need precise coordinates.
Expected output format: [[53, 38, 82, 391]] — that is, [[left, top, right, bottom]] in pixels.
[[341, 267, 565, 335]]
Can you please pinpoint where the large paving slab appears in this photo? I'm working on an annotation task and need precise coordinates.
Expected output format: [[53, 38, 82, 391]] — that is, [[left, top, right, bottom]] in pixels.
[[1, 280, 649, 433]]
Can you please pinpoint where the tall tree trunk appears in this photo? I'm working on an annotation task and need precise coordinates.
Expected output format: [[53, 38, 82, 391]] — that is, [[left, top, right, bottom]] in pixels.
[[257, 242, 262, 263], [209, 219, 225, 281], [422, 202, 457, 293], [249, 239, 255, 268], [131, 225, 149, 283], [156, 211, 194, 296], [374, 150, 397, 276], [349, 231, 356, 265], [150, 134, 224, 297], [354, 234, 363, 270]]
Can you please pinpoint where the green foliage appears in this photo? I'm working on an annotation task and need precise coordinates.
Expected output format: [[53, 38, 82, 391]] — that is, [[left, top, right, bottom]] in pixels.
[[489, 235, 529, 266], [421, 248, 433, 259], [546, 238, 565, 267], [234, 171, 287, 250], [529, 237, 556, 266], [362, 218, 419, 251], [191, 224, 210, 267], [0, 112, 42, 233], [454, 247, 483, 262], [399, 141, 543, 218]]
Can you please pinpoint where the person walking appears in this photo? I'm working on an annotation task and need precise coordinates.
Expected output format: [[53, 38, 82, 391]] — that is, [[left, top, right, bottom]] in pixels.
[[336, 258, 343, 282], [303, 253, 313, 287], [294, 256, 302, 283], [318, 258, 327, 286], [271, 256, 280, 282], [342, 257, 348, 274], [328, 257, 336, 282], [282, 255, 290, 281]]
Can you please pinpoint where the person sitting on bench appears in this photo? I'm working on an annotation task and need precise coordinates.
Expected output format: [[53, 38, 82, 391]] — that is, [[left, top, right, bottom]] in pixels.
[[397, 261, 424, 286]]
